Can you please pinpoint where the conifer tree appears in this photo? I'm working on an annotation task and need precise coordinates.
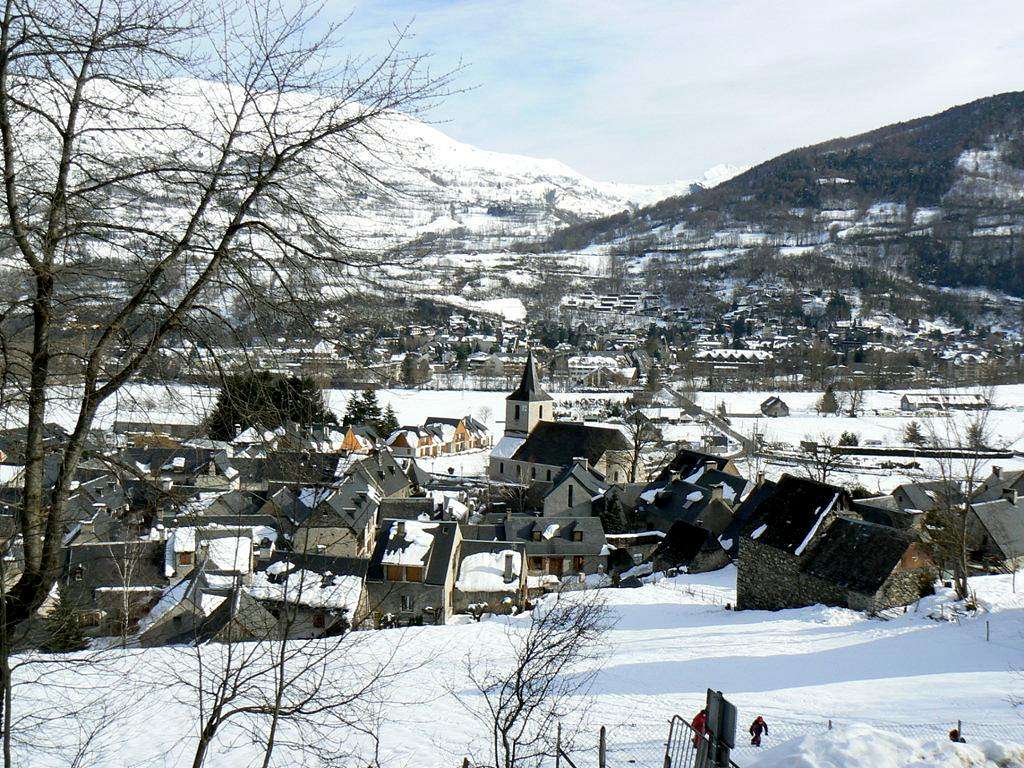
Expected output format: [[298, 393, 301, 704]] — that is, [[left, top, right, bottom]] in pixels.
[[379, 404, 400, 438], [43, 587, 88, 653], [817, 385, 840, 415]]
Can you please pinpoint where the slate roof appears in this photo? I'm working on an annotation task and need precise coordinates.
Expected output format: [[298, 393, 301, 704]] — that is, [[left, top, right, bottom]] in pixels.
[[510, 421, 629, 468], [307, 476, 380, 532], [974, 470, 1024, 502], [366, 519, 459, 586], [507, 349, 553, 403], [739, 474, 848, 556], [801, 518, 920, 594], [652, 521, 719, 569], [894, 481, 962, 513], [719, 479, 778, 556], [641, 480, 734, 534], [346, 451, 411, 498], [64, 539, 166, 608], [502, 516, 606, 556], [544, 462, 609, 501], [971, 498, 1024, 560], [655, 448, 732, 483]]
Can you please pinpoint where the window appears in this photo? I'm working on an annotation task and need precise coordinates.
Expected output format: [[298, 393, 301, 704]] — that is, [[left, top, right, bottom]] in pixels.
[[573, 531, 583, 542], [573, 556, 585, 572], [514, 404, 521, 421], [531, 531, 542, 542], [313, 613, 325, 629], [539, 405, 544, 419], [529, 557, 544, 571], [405, 566, 424, 582], [179, 552, 193, 566], [386, 565, 402, 581], [499, 462, 505, 474], [546, 469, 552, 481], [567, 484, 574, 508], [400, 595, 413, 611], [531, 467, 536, 480]]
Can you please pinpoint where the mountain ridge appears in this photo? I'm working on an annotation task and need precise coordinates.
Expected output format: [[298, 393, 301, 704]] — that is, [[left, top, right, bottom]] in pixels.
[[541, 91, 1024, 297]]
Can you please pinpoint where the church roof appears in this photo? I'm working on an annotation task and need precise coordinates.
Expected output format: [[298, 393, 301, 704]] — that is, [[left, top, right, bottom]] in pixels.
[[507, 349, 552, 403]]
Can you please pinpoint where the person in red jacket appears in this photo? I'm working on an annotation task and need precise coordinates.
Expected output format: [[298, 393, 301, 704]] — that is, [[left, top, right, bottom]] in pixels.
[[691, 709, 708, 748], [749, 716, 769, 747]]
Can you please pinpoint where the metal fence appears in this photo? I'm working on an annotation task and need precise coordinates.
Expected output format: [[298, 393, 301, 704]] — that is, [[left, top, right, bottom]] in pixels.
[[555, 716, 1024, 768]]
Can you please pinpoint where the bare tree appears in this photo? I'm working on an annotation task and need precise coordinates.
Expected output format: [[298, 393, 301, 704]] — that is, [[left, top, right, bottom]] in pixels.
[[800, 433, 844, 485], [926, 405, 995, 600], [456, 588, 612, 768], [0, 0, 451, 630], [620, 410, 662, 483]]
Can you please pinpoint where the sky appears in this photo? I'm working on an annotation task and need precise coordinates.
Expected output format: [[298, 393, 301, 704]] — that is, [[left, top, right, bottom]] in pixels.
[[331, 0, 1024, 184]]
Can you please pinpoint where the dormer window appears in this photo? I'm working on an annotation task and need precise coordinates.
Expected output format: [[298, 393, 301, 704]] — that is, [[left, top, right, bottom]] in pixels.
[[573, 531, 583, 542]]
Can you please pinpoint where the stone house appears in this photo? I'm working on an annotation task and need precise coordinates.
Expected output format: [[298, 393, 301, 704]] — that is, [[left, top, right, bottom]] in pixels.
[[452, 540, 527, 615], [540, 459, 609, 517], [799, 518, 936, 612], [760, 396, 790, 418], [365, 519, 462, 626], [503, 515, 608, 585], [737, 475, 934, 612], [736, 474, 851, 611], [293, 477, 381, 558], [968, 491, 1024, 570]]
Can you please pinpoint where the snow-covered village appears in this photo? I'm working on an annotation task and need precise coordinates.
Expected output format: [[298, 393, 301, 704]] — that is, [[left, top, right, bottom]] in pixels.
[[1, 2, 1024, 768]]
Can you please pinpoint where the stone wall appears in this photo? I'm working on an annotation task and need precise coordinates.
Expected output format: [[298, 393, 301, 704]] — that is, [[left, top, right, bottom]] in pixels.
[[738, 538, 845, 611], [739, 538, 935, 613]]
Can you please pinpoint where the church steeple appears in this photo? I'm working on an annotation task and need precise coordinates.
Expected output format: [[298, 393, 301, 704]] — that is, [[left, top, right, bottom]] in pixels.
[[504, 349, 553, 437], [507, 349, 551, 403]]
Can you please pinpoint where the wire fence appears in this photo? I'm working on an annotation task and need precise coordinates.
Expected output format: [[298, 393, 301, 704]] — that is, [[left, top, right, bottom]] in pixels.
[[557, 716, 1024, 768]]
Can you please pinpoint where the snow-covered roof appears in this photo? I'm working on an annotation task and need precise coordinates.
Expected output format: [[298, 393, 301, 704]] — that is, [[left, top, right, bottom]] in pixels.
[[247, 566, 363, 611], [455, 550, 522, 593], [491, 435, 526, 459], [382, 520, 438, 567]]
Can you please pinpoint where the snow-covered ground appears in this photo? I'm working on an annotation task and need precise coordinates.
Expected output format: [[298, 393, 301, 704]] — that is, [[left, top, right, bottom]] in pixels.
[[17, 569, 1024, 767]]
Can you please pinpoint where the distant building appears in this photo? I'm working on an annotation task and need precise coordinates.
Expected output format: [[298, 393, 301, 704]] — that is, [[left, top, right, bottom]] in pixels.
[[759, 396, 790, 418], [899, 392, 990, 412], [488, 350, 630, 484]]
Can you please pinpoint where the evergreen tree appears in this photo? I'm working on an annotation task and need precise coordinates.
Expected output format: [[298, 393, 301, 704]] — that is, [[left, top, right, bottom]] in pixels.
[[599, 493, 625, 535], [43, 587, 87, 653], [207, 372, 335, 439], [903, 420, 927, 446], [817, 386, 840, 415], [342, 389, 388, 434], [379, 404, 400, 438]]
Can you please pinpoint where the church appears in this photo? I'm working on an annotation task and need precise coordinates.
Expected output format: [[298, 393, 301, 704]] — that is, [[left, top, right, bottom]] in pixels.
[[488, 350, 631, 485]]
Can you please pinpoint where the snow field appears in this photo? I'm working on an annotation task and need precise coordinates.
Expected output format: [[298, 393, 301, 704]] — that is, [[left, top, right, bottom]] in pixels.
[[16, 568, 1024, 767]]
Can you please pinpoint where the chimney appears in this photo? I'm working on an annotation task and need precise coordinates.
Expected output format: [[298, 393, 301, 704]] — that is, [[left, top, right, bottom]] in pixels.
[[993, 466, 1003, 480], [756, 471, 765, 486], [395, 521, 406, 537], [1003, 488, 1019, 505], [705, 460, 717, 473], [710, 484, 724, 502], [573, 456, 589, 471], [503, 552, 515, 582]]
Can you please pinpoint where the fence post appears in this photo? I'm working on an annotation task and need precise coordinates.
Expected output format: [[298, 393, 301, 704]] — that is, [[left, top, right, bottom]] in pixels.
[[986, 621, 990, 641], [828, 719, 832, 731], [556, 723, 561, 768], [462, 759, 469, 768], [599, 726, 607, 768], [958, 719, 962, 737]]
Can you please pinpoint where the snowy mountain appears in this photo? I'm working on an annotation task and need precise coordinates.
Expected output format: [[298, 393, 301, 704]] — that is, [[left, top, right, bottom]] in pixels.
[[326, 113, 738, 251], [43, 78, 734, 256], [544, 91, 1024, 297]]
